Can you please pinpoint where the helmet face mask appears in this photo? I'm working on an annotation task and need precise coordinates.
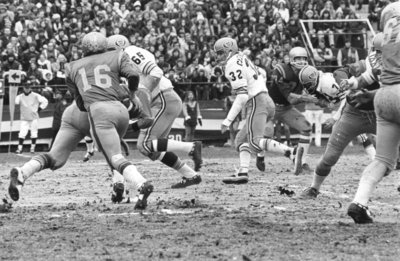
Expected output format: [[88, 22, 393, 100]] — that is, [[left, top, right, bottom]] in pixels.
[[289, 47, 308, 70], [292, 57, 308, 69], [82, 32, 107, 56]]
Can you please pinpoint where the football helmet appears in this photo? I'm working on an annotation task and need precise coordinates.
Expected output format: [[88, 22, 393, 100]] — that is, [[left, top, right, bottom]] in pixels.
[[81, 32, 107, 56], [380, 1, 400, 31], [214, 37, 238, 63], [299, 65, 319, 93], [107, 34, 130, 50], [289, 47, 308, 70]]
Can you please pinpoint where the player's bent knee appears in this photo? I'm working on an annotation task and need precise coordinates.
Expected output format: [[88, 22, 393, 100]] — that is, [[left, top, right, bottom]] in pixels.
[[137, 141, 152, 157], [34, 154, 57, 170], [110, 154, 131, 174]]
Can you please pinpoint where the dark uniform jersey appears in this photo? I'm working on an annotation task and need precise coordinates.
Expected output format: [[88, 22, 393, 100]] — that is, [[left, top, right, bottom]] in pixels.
[[268, 63, 303, 106], [335, 60, 379, 111], [65, 50, 137, 110]]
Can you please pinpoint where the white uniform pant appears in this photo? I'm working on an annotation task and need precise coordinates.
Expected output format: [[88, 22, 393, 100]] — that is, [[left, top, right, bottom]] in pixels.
[[304, 110, 323, 147], [18, 119, 38, 139]]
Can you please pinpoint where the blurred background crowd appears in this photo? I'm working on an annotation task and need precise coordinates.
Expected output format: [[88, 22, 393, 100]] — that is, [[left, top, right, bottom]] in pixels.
[[0, 0, 385, 102]]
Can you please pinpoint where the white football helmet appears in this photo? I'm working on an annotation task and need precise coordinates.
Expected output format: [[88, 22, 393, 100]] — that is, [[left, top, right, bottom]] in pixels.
[[214, 37, 238, 63], [299, 65, 319, 92], [82, 32, 107, 56], [107, 34, 130, 50], [316, 72, 345, 102], [289, 47, 308, 70]]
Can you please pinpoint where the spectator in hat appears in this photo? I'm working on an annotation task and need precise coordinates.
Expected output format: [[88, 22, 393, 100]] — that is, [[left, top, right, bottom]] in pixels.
[[3, 53, 23, 85], [313, 39, 334, 66], [337, 36, 359, 66], [15, 81, 48, 154], [210, 67, 229, 100], [20, 43, 39, 71]]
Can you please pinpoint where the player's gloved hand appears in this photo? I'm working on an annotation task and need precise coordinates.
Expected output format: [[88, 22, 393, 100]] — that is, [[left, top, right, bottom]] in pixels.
[[340, 76, 358, 90], [323, 118, 336, 129], [349, 89, 374, 108], [198, 116, 202, 126]]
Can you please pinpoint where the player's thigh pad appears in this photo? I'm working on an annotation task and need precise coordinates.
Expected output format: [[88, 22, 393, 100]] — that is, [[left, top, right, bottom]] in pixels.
[[88, 101, 129, 163], [247, 93, 268, 153], [280, 106, 311, 134]]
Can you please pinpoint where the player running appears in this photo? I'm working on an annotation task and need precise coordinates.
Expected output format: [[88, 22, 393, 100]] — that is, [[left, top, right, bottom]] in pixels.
[[8, 32, 153, 210], [268, 47, 331, 174], [107, 35, 202, 190], [297, 33, 382, 198], [215, 37, 300, 184]]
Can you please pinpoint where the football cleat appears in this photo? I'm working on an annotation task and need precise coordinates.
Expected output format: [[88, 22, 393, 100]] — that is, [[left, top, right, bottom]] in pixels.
[[134, 181, 154, 210], [347, 202, 373, 224], [256, 156, 265, 172], [222, 173, 249, 184], [9, 167, 24, 201], [293, 147, 304, 175], [111, 182, 125, 203], [83, 151, 94, 162], [298, 187, 319, 199], [189, 141, 203, 171], [15, 149, 22, 154], [171, 175, 202, 189]]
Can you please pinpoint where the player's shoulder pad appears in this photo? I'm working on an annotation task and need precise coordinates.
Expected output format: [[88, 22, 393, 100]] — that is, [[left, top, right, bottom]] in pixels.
[[274, 63, 289, 79]]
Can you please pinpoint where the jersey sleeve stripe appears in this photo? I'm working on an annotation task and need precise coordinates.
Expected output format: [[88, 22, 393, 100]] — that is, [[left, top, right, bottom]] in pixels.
[[142, 61, 152, 75], [145, 64, 157, 75], [275, 64, 286, 79], [235, 86, 247, 94]]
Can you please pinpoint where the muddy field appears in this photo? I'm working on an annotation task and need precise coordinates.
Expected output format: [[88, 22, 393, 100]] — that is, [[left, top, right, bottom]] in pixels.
[[0, 145, 399, 261]]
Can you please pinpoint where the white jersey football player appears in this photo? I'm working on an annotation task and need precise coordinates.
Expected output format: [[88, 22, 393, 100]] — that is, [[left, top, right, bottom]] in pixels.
[[107, 35, 202, 190], [216, 37, 300, 184]]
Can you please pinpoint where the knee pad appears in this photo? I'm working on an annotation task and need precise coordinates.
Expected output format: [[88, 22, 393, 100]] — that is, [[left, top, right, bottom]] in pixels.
[[111, 154, 131, 174], [238, 143, 251, 154], [35, 154, 57, 170]]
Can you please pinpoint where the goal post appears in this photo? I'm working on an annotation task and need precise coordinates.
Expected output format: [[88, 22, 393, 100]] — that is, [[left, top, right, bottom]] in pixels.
[[299, 18, 376, 70]]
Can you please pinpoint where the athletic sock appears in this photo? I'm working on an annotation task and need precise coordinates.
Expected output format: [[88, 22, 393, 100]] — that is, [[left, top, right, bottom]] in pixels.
[[310, 171, 327, 191], [112, 170, 125, 184], [151, 139, 193, 154], [122, 165, 146, 190], [261, 138, 291, 155], [238, 143, 251, 174]]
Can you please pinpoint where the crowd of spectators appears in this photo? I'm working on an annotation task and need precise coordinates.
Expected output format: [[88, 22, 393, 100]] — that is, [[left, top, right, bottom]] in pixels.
[[0, 0, 383, 101]]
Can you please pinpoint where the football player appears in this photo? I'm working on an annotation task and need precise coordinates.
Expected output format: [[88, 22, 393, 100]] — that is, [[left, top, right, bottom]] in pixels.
[[215, 37, 299, 184], [107, 35, 202, 189], [268, 47, 331, 174], [297, 33, 382, 200], [341, 2, 400, 223], [8, 32, 153, 210]]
